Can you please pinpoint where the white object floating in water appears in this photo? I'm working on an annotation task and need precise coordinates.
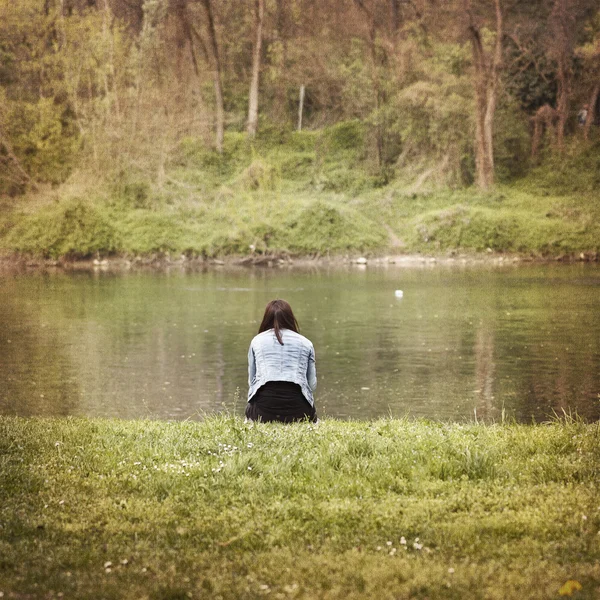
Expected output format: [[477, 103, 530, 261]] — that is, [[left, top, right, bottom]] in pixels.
[[394, 290, 404, 298]]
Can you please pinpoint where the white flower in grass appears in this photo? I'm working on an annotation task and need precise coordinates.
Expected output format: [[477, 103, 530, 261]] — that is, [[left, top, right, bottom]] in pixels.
[[400, 536, 406, 545]]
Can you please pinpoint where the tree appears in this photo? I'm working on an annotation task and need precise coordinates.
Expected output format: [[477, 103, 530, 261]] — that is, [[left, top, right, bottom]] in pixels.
[[247, 0, 265, 138], [548, 0, 576, 150], [464, 0, 503, 189], [199, 0, 224, 152], [577, 12, 600, 140], [531, 104, 558, 159]]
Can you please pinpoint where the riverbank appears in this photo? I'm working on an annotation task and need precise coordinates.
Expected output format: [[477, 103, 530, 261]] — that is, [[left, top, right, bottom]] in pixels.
[[1, 416, 599, 599], [1, 131, 599, 263], [0, 249, 598, 275]]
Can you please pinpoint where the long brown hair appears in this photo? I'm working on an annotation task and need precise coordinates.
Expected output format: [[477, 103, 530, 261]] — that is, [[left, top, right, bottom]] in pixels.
[[258, 299, 299, 345]]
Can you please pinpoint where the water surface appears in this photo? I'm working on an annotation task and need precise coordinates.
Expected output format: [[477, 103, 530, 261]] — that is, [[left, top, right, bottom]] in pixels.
[[1, 264, 599, 422]]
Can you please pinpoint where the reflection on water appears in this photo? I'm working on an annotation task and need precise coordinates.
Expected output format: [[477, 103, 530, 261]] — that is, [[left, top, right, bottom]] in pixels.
[[1, 264, 599, 422]]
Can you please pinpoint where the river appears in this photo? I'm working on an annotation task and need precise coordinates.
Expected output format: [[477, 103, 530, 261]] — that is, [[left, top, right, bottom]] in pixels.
[[1, 263, 599, 422]]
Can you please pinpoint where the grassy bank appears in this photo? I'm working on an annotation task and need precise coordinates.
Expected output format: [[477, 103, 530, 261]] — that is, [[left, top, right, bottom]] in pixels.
[[1, 126, 599, 261], [1, 416, 599, 599]]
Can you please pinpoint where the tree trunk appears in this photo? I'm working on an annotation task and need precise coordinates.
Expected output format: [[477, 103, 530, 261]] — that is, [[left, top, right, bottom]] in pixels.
[[200, 0, 224, 153], [466, 0, 502, 190], [247, 0, 264, 138], [391, 0, 401, 33], [550, 0, 574, 151], [353, 0, 383, 167], [102, 0, 120, 120], [482, 0, 502, 181], [273, 0, 289, 123], [531, 104, 558, 159], [584, 81, 600, 141], [555, 58, 570, 150], [473, 81, 488, 188]]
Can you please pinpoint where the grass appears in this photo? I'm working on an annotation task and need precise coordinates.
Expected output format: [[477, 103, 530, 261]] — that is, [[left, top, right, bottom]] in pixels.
[[1, 415, 599, 599], [0, 127, 599, 260]]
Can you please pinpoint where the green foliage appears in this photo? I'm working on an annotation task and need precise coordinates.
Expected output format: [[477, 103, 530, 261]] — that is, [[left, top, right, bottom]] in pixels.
[[392, 182, 600, 255], [1, 0, 600, 200], [4, 97, 78, 186], [283, 201, 386, 253], [411, 205, 520, 251], [523, 140, 600, 195], [504, 33, 557, 113], [493, 100, 532, 182], [338, 38, 377, 118], [321, 120, 366, 153], [236, 158, 279, 191], [390, 42, 474, 185], [117, 211, 197, 255], [287, 131, 319, 153], [109, 173, 154, 210], [6, 198, 119, 258]]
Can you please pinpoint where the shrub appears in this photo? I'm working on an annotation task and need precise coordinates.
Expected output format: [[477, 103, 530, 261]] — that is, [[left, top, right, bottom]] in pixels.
[[118, 212, 198, 255], [3, 96, 79, 189], [321, 120, 365, 153], [237, 159, 279, 191], [7, 198, 119, 258], [284, 201, 386, 253]]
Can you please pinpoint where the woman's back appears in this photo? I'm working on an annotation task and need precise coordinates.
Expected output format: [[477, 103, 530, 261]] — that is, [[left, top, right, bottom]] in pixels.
[[251, 328, 314, 376], [246, 299, 317, 423], [248, 328, 316, 406]]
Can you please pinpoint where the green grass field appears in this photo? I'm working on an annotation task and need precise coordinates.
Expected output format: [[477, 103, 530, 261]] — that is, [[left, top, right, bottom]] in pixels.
[[1, 416, 599, 599]]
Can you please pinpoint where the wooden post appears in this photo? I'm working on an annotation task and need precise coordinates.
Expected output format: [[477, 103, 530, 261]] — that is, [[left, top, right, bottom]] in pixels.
[[297, 84, 305, 132]]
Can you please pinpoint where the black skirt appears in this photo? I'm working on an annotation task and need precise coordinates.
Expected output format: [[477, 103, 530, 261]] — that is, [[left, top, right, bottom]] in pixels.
[[245, 381, 317, 423]]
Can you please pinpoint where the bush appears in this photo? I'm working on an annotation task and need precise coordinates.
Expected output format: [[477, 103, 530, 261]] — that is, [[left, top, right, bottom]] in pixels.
[[118, 212, 199, 255], [7, 198, 119, 258], [284, 201, 386, 253], [3, 97, 79, 189], [321, 120, 365, 153], [523, 141, 600, 195], [237, 159, 279, 191], [412, 205, 520, 251]]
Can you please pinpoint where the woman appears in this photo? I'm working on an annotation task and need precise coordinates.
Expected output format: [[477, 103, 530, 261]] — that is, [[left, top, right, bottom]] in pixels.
[[246, 299, 317, 423]]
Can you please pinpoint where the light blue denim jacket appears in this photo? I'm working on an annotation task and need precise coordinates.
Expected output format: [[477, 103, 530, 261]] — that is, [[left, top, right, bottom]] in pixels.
[[247, 329, 317, 406]]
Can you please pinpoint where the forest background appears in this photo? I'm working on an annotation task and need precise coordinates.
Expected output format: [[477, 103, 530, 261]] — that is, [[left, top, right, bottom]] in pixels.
[[1, 0, 599, 260]]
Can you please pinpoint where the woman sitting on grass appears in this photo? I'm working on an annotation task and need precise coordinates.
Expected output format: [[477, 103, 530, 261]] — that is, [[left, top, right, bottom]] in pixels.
[[246, 299, 317, 423]]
